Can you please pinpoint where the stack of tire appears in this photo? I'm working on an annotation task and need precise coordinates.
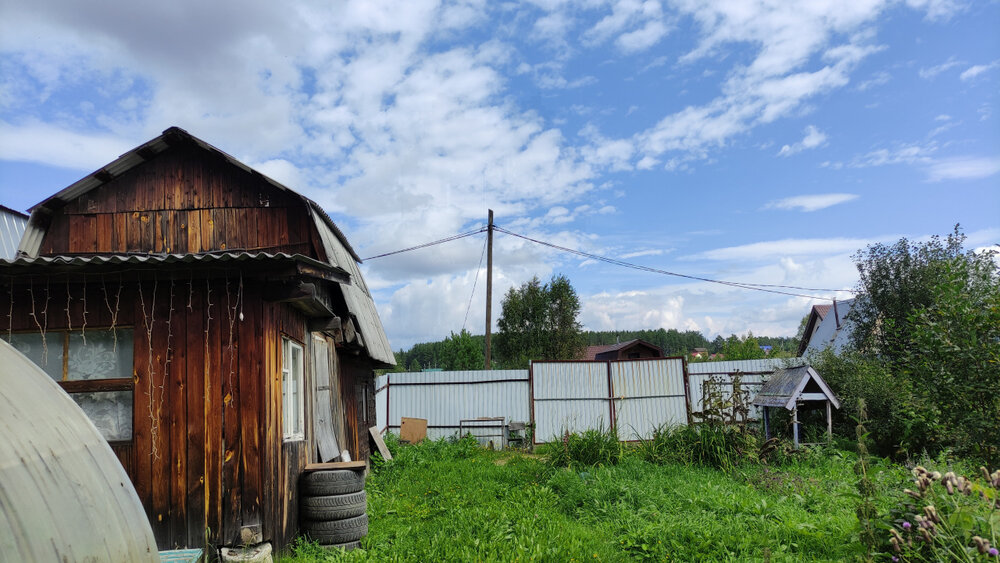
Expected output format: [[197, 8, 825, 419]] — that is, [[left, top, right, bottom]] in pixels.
[[300, 469, 368, 551]]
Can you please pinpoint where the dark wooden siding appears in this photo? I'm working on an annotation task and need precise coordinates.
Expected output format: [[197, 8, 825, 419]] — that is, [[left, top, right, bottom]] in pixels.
[[37, 145, 317, 258], [2, 275, 316, 551]]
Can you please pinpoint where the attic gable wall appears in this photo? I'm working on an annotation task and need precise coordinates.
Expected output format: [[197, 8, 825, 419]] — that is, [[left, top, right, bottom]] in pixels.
[[37, 145, 318, 257]]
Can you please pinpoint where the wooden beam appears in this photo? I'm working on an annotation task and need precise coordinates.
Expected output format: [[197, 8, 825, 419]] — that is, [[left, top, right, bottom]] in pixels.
[[296, 262, 350, 284], [308, 316, 342, 333], [302, 460, 367, 472]]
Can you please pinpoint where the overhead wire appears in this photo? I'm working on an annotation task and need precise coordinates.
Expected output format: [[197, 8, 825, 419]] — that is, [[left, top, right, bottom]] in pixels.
[[493, 226, 852, 301], [462, 234, 488, 333], [358, 222, 855, 302], [361, 227, 486, 261]]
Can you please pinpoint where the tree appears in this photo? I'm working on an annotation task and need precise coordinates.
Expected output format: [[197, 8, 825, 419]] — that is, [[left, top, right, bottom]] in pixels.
[[495, 274, 584, 368], [720, 332, 766, 360], [441, 329, 483, 371], [820, 225, 1000, 462]]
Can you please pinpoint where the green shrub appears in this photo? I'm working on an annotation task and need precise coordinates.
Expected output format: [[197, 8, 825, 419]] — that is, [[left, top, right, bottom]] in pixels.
[[885, 464, 1000, 561], [635, 423, 760, 472], [539, 426, 623, 468]]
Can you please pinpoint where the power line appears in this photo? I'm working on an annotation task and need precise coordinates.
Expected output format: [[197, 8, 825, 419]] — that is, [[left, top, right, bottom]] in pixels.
[[462, 234, 488, 333], [494, 226, 853, 301], [361, 228, 486, 261]]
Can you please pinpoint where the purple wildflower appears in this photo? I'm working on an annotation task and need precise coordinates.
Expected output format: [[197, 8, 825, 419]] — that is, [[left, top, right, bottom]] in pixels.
[[902, 521, 911, 530], [989, 547, 999, 556], [892, 557, 899, 562]]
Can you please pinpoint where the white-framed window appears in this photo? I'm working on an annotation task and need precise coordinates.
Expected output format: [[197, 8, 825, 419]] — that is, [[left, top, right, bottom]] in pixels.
[[282, 336, 305, 441]]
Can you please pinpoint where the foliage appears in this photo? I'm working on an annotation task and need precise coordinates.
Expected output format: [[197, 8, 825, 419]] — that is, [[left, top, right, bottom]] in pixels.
[[885, 463, 1000, 562], [721, 331, 767, 360], [439, 329, 483, 371], [817, 226, 1000, 464], [538, 427, 623, 469], [850, 225, 996, 363], [494, 274, 584, 368], [855, 400, 879, 562], [633, 424, 760, 473], [902, 257, 1000, 465]]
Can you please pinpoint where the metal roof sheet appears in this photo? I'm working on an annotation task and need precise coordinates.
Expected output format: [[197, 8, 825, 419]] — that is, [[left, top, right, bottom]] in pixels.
[[0, 251, 348, 277], [0, 208, 27, 260], [751, 365, 840, 410]]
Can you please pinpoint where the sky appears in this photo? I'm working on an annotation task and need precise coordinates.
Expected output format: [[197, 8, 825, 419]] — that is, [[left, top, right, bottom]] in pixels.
[[1, 0, 998, 350]]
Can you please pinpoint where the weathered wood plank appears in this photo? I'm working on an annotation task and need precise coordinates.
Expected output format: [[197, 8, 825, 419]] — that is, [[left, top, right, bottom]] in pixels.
[[183, 281, 207, 548]]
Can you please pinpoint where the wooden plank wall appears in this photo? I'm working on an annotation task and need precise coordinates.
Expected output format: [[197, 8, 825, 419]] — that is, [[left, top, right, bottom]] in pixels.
[[2, 275, 313, 551], [37, 145, 315, 258]]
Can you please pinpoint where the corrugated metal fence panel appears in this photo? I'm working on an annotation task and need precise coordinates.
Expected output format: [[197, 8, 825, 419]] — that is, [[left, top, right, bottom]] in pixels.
[[532, 362, 611, 442], [610, 358, 687, 440], [686, 357, 804, 374], [375, 374, 388, 433], [688, 358, 803, 420], [377, 370, 529, 438]]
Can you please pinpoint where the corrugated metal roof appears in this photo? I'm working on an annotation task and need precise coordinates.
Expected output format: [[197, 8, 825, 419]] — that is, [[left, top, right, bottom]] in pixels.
[[310, 206, 394, 367], [751, 365, 840, 410], [0, 251, 348, 276], [0, 207, 27, 260]]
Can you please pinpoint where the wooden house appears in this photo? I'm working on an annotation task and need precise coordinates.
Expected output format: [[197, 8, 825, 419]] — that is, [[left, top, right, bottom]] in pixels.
[[582, 338, 664, 361], [0, 127, 394, 551]]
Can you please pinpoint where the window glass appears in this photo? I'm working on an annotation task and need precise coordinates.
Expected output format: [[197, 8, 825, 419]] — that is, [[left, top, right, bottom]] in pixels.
[[68, 329, 133, 380], [71, 391, 133, 441], [5, 332, 63, 381], [282, 337, 305, 440]]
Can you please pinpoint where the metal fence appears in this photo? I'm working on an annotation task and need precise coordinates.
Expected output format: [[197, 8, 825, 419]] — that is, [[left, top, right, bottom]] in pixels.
[[375, 357, 801, 444], [375, 370, 530, 441], [687, 358, 804, 420]]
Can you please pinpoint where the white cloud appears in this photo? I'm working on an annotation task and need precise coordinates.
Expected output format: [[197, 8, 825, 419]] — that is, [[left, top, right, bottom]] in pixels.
[[0, 120, 135, 170], [687, 236, 886, 261], [918, 57, 963, 79], [765, 193, 859, 212], [777, 125, 828, 156], [926, 156, 1000, 181], [960, 60, 1000, 81], [583, 0, 670, 53], [620, 249, 665, 259]]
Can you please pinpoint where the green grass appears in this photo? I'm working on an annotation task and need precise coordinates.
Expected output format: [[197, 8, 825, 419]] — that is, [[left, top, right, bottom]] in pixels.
[[280, 435, 912, 562]]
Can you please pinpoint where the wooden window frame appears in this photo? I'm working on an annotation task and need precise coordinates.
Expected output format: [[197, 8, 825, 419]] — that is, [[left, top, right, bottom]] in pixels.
[[4, 328, 135, 444], [281, 335, 306, 442]]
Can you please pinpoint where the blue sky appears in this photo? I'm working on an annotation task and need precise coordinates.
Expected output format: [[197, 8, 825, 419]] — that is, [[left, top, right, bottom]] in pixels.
[[1, 0, 998, 349]]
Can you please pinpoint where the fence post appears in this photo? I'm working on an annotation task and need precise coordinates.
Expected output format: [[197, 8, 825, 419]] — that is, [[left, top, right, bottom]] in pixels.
[[528, 362, 536, 446], [606, 360, 617, 439], [682, 356, 693, 425]]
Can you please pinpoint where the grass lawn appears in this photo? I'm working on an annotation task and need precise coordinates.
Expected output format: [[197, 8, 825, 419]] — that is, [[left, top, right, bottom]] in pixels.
[[281, 437, 910, 562]]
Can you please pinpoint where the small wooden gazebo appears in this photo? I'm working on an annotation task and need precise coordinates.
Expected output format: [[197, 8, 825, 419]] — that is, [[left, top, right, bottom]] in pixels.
[[752, 365, 839, 448]]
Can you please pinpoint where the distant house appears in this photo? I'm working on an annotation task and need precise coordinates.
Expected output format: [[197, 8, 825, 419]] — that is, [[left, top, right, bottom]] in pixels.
[[582, 339, 664, 361], [798, 299, 855, 357], [0, 205, 28, 259], [0, 127, 394, 551], [690, 347, 708, 359]]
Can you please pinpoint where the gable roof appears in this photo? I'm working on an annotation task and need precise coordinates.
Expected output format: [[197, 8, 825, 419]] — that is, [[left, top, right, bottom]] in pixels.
[[18, 126, 360, 263], [801, 299, 855, 358], [583, 338, 663, 360], [11, 126, 394, 367], [752, 365, 840, 410]]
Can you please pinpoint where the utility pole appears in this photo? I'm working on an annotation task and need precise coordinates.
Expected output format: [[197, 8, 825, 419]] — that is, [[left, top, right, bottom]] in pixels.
[[484, 209, 494, 369]]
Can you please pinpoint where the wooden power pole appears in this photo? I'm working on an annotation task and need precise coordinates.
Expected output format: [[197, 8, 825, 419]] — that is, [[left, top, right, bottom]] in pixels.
[[484, 209, 494, 369]]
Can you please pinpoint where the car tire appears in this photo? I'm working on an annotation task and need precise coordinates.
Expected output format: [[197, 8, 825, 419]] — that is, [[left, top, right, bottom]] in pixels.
[[300, 491, 367, 521], [301, 469, 365, 496]]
